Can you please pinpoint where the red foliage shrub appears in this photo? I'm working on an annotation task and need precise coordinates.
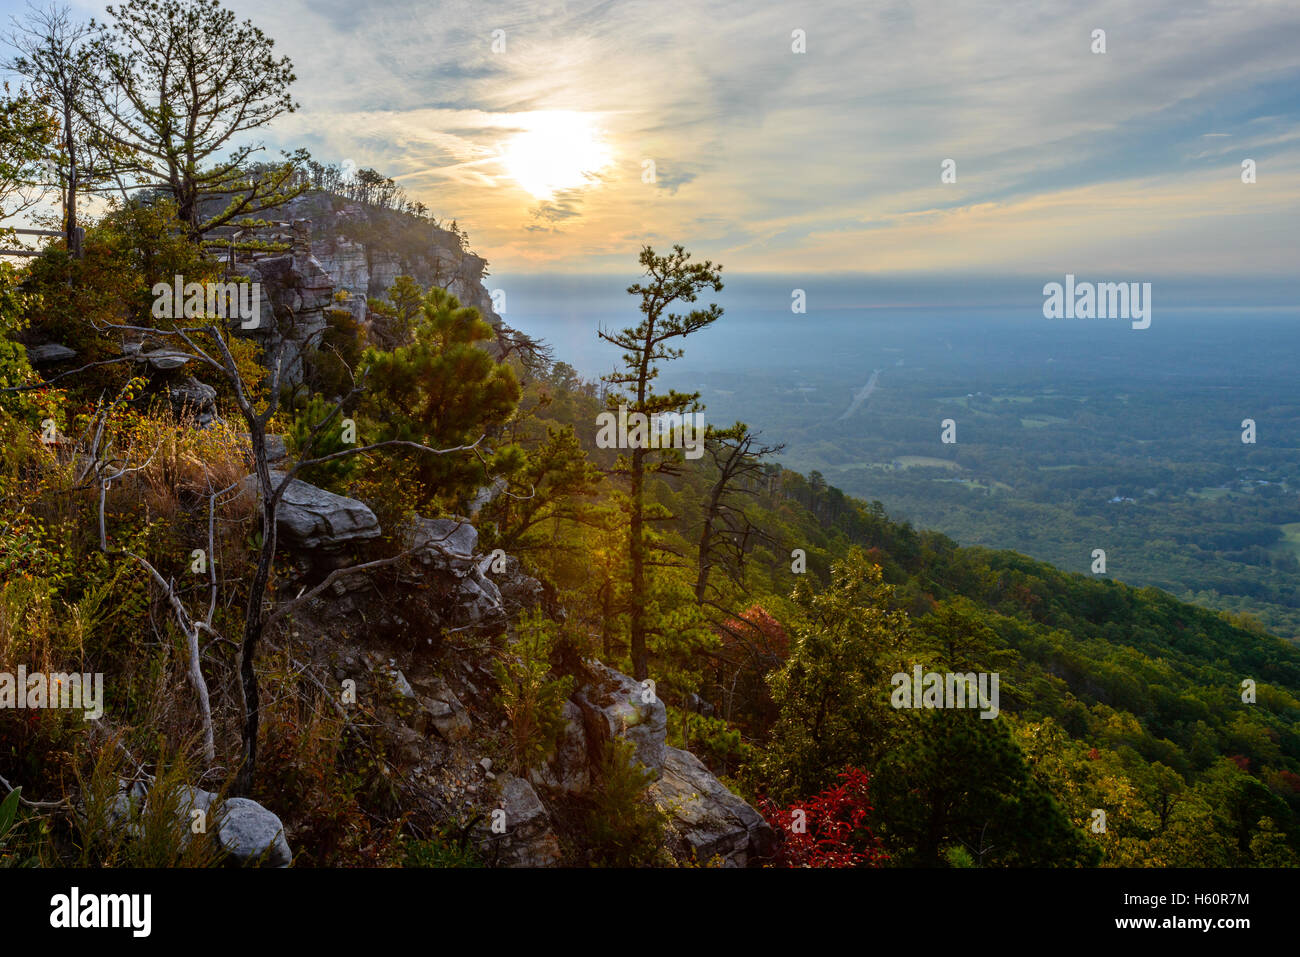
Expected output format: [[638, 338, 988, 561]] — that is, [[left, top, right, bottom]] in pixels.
[[760, 767, 888, 868], [717, 604, 789, 662]]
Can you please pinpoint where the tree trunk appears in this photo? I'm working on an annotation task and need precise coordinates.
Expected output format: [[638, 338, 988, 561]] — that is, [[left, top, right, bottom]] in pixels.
[[63, 104, 79, 258], [629, 444, 647, 680], [235, 433, 278, 794], [694, 475, 726, 604]]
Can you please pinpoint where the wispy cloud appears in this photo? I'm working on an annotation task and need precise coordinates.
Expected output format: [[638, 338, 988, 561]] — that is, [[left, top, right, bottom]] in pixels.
[[21, 0, 1300, 275]]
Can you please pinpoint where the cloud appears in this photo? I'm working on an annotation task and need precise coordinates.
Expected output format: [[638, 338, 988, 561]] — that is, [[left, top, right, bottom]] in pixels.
[[43, 0, 1300, 276]]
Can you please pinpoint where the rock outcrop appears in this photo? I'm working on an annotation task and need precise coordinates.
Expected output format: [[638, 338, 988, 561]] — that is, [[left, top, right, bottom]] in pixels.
[[212, 797, 294, 868], [525, 658, 773, 867], [404, 517, 508, 632], [107, 779, 292, 867], [269, 507, 768, 868], [650, 747, 776, 867], [529, 700, 590, 795], [573, 660, 667, 776], [169, 375, 219, 427], [474, 774, 562, 868], [230, 240, 338, 386], [281, 193, 502, 328], [248, 469, 381, 551]]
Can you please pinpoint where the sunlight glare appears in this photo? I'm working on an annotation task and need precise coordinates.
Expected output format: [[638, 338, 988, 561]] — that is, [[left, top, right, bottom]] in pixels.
[[500, 112, 613, 200]]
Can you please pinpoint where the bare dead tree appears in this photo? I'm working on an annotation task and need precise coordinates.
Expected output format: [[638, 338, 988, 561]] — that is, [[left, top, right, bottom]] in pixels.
[[6, 3, 118, 255], [694, 422, 783, 606]]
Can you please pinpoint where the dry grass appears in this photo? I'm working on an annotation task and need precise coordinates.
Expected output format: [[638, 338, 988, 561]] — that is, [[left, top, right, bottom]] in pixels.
[[130, 414, 254, 524]]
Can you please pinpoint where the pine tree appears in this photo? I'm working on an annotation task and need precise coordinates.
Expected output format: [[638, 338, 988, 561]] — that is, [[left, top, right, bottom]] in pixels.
[[361, 285, 521, 511], [599, 244, 722, 679]]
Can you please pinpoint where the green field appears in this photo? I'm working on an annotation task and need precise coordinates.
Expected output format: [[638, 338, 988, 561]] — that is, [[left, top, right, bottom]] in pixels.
[[893, 455, 963, 470], [1274, 522, 1300, 560]]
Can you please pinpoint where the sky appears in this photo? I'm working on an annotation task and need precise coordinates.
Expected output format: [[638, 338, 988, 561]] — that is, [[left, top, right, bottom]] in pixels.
[[13, 0, 1300, 278]]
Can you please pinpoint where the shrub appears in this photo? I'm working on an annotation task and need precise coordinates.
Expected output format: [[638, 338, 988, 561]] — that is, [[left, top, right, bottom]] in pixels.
[[760, 767, 888, 868], [587, 737, 666, 867], [286, 394, 361, 491], [492, 612, 575, 774]]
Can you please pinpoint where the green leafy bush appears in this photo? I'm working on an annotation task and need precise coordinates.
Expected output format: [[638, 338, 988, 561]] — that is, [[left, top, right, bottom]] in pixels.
[[492, 612, 575, 774]]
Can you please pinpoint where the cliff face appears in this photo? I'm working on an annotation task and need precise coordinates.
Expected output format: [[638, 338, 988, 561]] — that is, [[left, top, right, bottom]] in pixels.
[[222, 191, 505, 386], [281, 191, 501, 327]]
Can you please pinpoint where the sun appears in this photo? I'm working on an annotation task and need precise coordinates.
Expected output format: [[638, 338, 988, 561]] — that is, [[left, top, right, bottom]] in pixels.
[[499, 112, 613, 200]]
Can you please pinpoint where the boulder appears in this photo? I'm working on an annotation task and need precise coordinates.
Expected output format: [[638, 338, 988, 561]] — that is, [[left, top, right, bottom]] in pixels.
[[529, 700, 590, 795], [138, 348, 192, 371], [649, 746, 775, 868], [169, 375, 219, 427], [237, 433, 288, 469], [213, 796, 293, 867], [453, 569, 507, 630], [475, 774, 561, 868], [573, 660, 667, 776], [404, 517, 508, 631], [421, 683, 473, 742], [246, 470, 381, 550], [265, 434, 288, 467], [98, 781, 292, 867], [484, 553, 546, 616], [398, 668, 475, 741], [409, 517, 478, 564]]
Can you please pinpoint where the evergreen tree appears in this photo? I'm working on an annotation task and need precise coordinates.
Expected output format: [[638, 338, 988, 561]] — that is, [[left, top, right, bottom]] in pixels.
[[599, 244, 722, 679], [361, 286, 521, 511], [762, 548, 910, 799]]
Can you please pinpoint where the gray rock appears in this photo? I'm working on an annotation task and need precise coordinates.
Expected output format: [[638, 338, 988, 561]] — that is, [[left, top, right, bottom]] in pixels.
[[173, 785, 216, 850], [409, 517, 478, 563], [246, 469, 381, 550], [475, 774, 561, 867], [264, 434, 288, 467], [529, 700, 591, 795], [174, 785, 215, 817], [380, 661, 415, 700], [487, 553, 546, 615], [456, 567, 507, 628], [574, 660, 667, 776], [169, 375, 219, 426], [229, 250, 335, 386], [25, 342, 76, 364], [401, 516, 509, 630], [96, 782, 293, 867], [106, 779, 148, 830], [421, 681, 472, 742], [138, 348, 192, 371], [236, 433, 287, 469], [468, 477, 507, 513], [213, 797, 292, 867], [649, 746, 776, 868]]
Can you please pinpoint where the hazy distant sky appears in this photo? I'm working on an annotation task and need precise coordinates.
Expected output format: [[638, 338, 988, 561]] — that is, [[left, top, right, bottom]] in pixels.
[[12, 0, 1300, 277]]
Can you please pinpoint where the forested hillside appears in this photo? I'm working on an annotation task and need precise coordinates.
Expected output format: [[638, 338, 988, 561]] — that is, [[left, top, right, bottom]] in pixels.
[[503, 354, 1300, 866]]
